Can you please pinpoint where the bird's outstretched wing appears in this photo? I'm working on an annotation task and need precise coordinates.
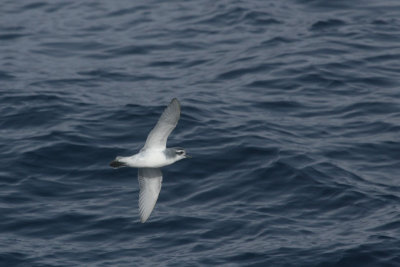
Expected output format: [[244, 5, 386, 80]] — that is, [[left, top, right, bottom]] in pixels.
[[143, 98, 180, 150], [138, 168, 163, 223]]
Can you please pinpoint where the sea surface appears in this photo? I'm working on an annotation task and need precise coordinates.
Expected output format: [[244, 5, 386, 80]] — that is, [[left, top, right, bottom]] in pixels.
[[1, 0, 400, 266]]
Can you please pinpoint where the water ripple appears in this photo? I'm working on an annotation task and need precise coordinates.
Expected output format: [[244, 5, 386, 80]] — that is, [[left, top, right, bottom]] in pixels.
[[1, 0, 400, 266]]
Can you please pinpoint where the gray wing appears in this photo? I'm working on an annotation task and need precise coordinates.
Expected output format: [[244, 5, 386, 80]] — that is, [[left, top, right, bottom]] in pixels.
[[138, 168, 163, 223], [143, 98, 180, 150]]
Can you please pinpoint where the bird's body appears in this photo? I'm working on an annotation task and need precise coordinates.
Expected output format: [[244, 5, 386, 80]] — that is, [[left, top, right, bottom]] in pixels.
[[113, 148, 182, 168], [110, 98, 189, 223]]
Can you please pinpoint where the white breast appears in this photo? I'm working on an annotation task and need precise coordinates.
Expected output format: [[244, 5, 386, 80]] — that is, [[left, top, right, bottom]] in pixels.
[[126, 150, 170, 168]]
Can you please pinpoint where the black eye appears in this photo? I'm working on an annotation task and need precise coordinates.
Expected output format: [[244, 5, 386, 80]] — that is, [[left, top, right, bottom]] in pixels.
[[176, 151, 184, 155]]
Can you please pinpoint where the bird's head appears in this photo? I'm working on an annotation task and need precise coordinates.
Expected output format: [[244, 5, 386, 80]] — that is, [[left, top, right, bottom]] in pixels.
[[170, 147, 191, 161]]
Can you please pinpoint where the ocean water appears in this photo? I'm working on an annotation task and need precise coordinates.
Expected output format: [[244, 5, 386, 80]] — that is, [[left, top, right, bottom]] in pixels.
[[1, 0, 400, 266]]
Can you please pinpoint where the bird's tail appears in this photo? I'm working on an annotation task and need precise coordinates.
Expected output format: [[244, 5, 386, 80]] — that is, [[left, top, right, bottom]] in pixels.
[[110, 156, 126, 168]]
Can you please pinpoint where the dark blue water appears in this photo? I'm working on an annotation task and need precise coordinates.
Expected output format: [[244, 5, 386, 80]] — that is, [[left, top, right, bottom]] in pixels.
[[1, 0, 400, 266]]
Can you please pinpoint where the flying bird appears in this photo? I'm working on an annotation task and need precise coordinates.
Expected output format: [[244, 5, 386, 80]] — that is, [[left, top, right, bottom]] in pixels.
[[110, 98, 190, 223]]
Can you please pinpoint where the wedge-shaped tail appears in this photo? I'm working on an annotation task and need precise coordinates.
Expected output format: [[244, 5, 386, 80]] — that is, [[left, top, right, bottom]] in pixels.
[[110, 156, 126, 168]]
